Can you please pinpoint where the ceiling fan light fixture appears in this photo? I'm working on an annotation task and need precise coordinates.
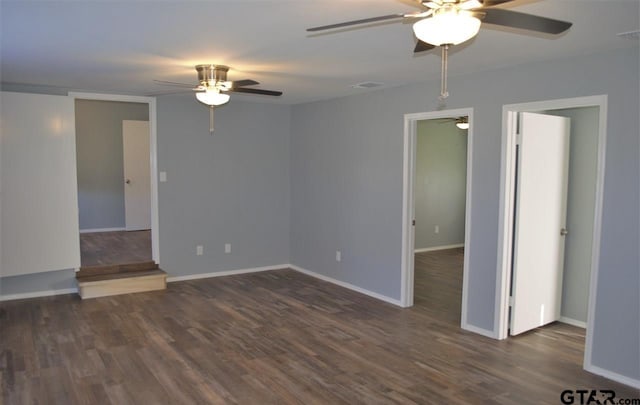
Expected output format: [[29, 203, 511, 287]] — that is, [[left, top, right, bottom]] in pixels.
[[412, 9, 481, 46], [196, 89, 230, 106], [456, 117, 470, 129]]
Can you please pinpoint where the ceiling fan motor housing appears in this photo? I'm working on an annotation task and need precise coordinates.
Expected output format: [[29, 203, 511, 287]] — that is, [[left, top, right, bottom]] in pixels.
[[195, 64, 229, 87]]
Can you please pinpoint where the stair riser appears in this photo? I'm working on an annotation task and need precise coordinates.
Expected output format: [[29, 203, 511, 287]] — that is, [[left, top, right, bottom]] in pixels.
[[78, 275, 166, 299]]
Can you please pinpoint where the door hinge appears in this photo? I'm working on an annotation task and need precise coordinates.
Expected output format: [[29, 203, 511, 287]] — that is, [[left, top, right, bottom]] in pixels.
[[412, 219, 416, 226], [509, 296, 514, 307]]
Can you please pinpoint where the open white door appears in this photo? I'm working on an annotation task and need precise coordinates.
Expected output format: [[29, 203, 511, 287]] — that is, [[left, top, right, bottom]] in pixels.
[[123, 120, 151, 231], [510, 112, 570, 336]]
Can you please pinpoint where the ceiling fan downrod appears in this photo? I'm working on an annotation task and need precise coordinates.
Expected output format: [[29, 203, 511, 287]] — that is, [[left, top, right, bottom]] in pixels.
[[210, 106, 215, 134], [440, 44, 450, 100]]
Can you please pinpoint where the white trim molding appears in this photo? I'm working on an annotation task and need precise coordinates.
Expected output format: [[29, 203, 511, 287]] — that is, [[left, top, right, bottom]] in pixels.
[[0, 288, 78, 302], [401, 108, 475, 335], [558, 317, 587, 329], [585, 365, 640, 390], [461, 323, 498, 339], [166, 264, 289, 283], [290, 264, 403, 307], [68, 92, 160, 266], [415, 244, 464, 253], [495, 95, 608, 376], [79, 227, 126, 234]]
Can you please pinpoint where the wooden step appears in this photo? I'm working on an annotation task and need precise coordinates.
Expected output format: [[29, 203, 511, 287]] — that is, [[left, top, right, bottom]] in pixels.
[[77, 269, 167, 299], [76, 260, 158, 278]]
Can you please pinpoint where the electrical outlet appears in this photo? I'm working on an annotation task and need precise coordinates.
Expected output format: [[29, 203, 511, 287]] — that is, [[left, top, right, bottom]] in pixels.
[[196, 245, 203, 256], [225, 243, 231, 254], [336, 250, 341, 262], [435, 225, 440, 234]]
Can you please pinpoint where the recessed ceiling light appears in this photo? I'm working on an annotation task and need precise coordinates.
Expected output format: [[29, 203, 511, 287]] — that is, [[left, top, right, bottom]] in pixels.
[[350, 82, 383, 89]]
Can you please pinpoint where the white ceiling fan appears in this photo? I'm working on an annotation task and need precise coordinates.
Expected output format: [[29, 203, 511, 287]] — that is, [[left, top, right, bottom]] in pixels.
[[154, 65, 283, 133], [307, 0, 572, 99]]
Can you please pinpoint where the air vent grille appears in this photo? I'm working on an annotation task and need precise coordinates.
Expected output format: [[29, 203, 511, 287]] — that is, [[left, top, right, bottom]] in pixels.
[[350, 82, 383, 89]]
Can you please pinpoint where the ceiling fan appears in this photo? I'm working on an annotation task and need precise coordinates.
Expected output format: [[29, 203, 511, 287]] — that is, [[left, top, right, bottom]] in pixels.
[[307, 0, 572, 99], [433, 116, 470, 129], [154, 65, 283, 133]]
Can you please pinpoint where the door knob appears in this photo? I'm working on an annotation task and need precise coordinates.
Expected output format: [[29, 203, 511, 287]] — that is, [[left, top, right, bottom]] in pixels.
[[125, 179, 131, 185], [560, 228, 568, 236]]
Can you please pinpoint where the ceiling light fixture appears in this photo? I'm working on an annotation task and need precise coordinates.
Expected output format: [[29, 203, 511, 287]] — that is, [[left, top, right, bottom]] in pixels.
[[195, 89, 230, 106], [412, 7, 481, 46], [412, 6, 481, 100], [456, 117, 469, 130]]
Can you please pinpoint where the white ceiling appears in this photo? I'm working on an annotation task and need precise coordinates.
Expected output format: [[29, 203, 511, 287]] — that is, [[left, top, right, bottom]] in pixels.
[[1, 0, 638, 105]]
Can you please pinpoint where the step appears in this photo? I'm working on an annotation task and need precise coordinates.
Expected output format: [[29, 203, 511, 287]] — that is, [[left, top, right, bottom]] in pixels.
[[77, 269, 167, 299], [77, 260, 159, 278]]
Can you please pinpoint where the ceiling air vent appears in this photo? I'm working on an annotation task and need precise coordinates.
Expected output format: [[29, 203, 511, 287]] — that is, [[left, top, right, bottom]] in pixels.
[[617, 30, 640, 40], [350, 82, 383, 89]]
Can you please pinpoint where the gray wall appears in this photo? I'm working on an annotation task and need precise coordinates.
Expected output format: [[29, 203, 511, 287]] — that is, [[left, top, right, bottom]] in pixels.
[[545, 107, 599, 325], [290, 47, 639, 381], [415, 120, 467, 250], [75, 99, 149, 230], [156, 96, 291, 276], [0, 269, 76, 296]]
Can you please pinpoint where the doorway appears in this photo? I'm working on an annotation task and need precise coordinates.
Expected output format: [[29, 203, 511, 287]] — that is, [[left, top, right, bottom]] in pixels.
[[401, 108, 475, 332], [71, 92, 159, 267], [496, 96, 607, 372], [413, 118, 468, 323]]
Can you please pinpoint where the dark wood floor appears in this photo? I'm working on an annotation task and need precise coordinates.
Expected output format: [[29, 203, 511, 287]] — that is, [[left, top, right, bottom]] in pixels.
[[1, 249, 638, 404], [414, 248, 464, 324], [80, 230, 151, 267]]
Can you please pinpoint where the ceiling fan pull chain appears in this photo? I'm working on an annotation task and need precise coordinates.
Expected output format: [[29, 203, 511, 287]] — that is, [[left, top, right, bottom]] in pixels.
[[210, 106, 215, 134], [440, 44, 449, 100]]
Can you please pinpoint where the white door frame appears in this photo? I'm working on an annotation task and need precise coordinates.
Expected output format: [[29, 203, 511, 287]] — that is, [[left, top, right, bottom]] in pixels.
[[69, 92, 160, 265], [495, 95, 607, 370], [401, 107, 475, 331]]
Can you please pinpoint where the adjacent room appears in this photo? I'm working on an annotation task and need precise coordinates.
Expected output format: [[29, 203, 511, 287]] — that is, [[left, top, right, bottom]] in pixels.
[[1, 0, 638, 403], [75, 99, 152, 267]]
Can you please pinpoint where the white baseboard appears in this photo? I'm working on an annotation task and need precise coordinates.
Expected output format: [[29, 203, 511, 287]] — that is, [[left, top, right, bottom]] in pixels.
[[0, 287, 78, 302], [461, 321, 498, 339], [414, 243, 464, 253], [559, 316, 587, 329], [79, 227, 126, 234], [0, 265, 289, 301], [166, 264, 289, 283], [289, 264, 403, 307], [585, 364, 640, 389]]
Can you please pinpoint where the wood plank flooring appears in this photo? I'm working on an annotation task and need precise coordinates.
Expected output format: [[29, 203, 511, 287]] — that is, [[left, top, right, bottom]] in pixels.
[[2, 250, 638, 404], [80, 230, 151, 267]]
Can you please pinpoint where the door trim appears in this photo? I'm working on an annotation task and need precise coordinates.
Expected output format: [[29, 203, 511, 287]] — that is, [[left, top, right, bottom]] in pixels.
[[495, 95, 608, 372], [401, 108, 475, 333], [69, 92, 160, 265]]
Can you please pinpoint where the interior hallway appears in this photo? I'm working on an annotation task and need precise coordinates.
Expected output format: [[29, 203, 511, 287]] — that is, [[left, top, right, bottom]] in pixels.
[[80, 230, 151, 267]]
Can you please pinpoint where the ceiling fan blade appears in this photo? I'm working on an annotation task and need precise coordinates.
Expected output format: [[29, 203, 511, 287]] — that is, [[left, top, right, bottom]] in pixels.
[[480, 0, 516, 7], [481, 9, 572, 34], [232, 79, 259, 87], [153, 79, 197, 88], [307, 14, 405, 32], [146, 89, 194, 96], [229, 87, 283, 96], [414, 40, 436, 53]]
